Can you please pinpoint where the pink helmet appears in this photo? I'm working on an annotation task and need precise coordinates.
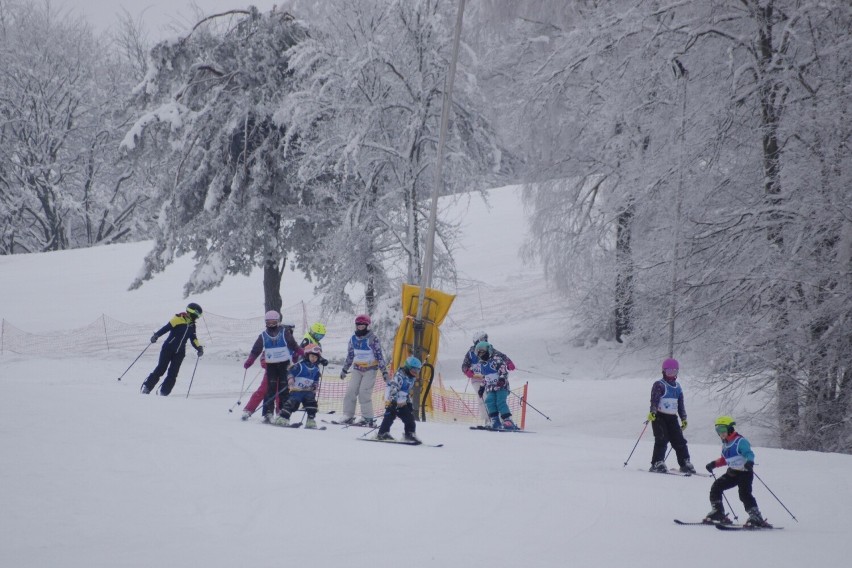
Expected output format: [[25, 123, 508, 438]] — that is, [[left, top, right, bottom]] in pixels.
[[304, 343, 322, 357], [355, 314, 371, 326], [265, 310, 280, 322], [662, 358, 679, 371]]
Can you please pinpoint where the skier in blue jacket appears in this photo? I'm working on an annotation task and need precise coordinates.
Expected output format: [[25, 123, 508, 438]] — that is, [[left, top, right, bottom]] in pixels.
[[276, 343, 325, 429], [704, 416, 772, 527], [376, 356, 422, 443], [471, 341, 518, 430], [141, 302, 204, 395]]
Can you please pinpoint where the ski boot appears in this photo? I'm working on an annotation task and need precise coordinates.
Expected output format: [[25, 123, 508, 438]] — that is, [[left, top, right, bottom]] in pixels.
[[305, 417, 318, 429], [376, 432, 394, 441], [649, 461, 668, 473], [338, 416, 355, 425], [680, 460, 697, 474], [404, 432, 422, 444], [354, 417, 375, 427], [261, 414, 272, 424], [703, 504, 732, 525], [140, 385, 151, 395], [273, 415, 289, 426], [490, 415, 503, 430], [502, 418, 519, 431], [744, 507, 772, 528]]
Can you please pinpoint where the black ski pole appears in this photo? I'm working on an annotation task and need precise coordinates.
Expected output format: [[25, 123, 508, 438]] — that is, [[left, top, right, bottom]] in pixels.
[[754, 471, 798, 522], [360, 407, 392, 438], [185, 355, 201, 398], [710, 472, 739, 521], [623, 420, 649, 467], [510, 389, 551, 421], [117, 343, 152, 381]]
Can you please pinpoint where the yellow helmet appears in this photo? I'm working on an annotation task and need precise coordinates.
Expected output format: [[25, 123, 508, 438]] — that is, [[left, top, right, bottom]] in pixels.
[[310, 322, 326, 336], [714, 415, 736, 435]]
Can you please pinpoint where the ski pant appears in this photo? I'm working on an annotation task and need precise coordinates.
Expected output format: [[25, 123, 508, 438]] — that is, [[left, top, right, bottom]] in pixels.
[[651, 413, 691, 466], [710, 469, 757, 511], [243, 373, 268, 414], [281, 390, 318, 420], [342, 367, 377, 420], [484, 389, 512, 419], [378, 402, 416, 436], [262, 363, 290, 418], [143, 347, 185, 396]]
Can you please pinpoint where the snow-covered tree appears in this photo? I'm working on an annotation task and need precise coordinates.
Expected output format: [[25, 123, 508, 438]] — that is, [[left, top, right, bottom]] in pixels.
[[280, 0, 509, 315]]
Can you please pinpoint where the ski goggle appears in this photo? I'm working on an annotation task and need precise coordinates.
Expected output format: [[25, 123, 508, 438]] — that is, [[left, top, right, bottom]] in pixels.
[[715, 424, 730, 435], [312, 333, 325, 340], [187, 308, 201, 319]]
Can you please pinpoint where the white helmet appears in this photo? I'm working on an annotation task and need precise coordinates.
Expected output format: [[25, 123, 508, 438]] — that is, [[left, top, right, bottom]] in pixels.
[[472, 331, 488, 344]]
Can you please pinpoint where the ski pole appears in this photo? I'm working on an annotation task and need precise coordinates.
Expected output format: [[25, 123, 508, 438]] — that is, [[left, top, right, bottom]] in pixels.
[[510, 389, 551, 421], [117, 342, 152, 381], [754, 471, 798, 522], [710, 472, 739, 521], [448, 386, 479, 418], [185, 355, 201, 398], [359, 408, 392, 438], [228, 369, 262, 413], [623, 420, 649, 467]]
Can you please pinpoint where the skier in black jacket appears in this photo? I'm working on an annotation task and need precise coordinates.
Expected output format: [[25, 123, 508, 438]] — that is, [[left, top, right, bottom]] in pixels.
[[141, 303, 204, 395]]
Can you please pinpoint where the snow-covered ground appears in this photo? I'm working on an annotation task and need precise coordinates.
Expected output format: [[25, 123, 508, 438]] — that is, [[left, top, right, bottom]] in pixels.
[[1, 185, 850, 568]]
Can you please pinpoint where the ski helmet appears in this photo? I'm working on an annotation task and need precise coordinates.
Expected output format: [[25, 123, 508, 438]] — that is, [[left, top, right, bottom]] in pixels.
[[472, 331, 488, 345], [265, 310, 280, 327], [662, 358, 679, 371], [355, 314, 371, 326], [715, 415, 736, 435], [404, 356, 423, 372], [309, 322, 327, 337], [186, 303, 203, 319], [475, 341, 492, 360], [304, 343, 322, 357]]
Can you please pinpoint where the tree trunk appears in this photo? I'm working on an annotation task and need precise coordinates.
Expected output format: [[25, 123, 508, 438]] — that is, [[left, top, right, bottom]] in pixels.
[[614, 200, 634, 343], [263, 258, 285, 314]]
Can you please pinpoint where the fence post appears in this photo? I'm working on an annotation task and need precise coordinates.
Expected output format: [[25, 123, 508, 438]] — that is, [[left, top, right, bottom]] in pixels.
[[520, 382, 529, 430]]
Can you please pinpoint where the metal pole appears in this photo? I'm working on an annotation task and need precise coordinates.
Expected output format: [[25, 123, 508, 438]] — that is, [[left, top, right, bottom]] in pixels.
[[414, 0, 466, 344]]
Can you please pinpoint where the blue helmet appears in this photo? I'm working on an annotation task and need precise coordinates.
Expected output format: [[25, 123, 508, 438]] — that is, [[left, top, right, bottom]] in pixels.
[[404, 356, 423, 371]]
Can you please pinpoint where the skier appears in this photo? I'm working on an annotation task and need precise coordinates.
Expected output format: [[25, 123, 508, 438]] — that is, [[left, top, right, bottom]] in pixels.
[[376, 356, 422, 443], [241, 321, 326, 420], [461, 331, 515, 427], [472, 341, 519, 430], [242, 311, 300, 423], [647, 358, 696, 474], [338, 314, 389, 426], [704, 416, 772, 527], [141, 302, 204, 396], [276, 343, 325, 428]]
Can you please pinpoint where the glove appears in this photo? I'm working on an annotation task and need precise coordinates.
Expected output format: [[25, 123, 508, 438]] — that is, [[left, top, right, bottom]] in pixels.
[[478, 385, 485, 398], [507, 360, 516, 371], [243, 358, 254, 370], [288, 380, 295, 389], [340, 369, 348, 380], [319, 357, 329, 367], [647, 411, 656, 422], [705, 461, 716, 473], [260, 357, 267, 369], [681, 419, 687, 431], [496, 378, 506, 388], [464, 369, 474, 379], [744, 461, 754, 472], [382, 371, 389, 383], [291, 348, 303, 363], [150, 334, 158, 343], [197, 347, 204, 357], [385, 399, 397, 409]]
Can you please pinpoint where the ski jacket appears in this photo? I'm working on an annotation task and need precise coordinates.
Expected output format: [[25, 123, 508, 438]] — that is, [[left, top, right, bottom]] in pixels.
[[153, 313, 202, 355], [342, 331, 388, 374], [462, 346, 515, 378], [469, 352, 512, 392], [246, 325, 300, 367], [710, 433, 755, 471], [288, 360, 322, 391], [650, 377, 686, 419], [385, 367, 417, 405]]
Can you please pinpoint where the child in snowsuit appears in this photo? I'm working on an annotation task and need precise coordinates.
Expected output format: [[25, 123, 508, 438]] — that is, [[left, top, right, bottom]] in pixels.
[[276, 344, 325, 428], [648, 358, 696, 474], [242, 311, 300, 422], [376, 356, 422, 443], [241, 322, 326, 420], [704, 416, 772, 527], [461, 331, 516, 427], [471, 341, 518, 430], [339, 314, 389, 426], [141, 302, 204, 396]]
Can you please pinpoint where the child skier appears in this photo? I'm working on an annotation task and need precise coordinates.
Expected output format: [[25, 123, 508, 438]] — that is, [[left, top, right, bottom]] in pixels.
[[704, 416, 772, 527], [276, 344, 325, 428], [242, 311, 300, 423], [472, 341, 518, 430], [461, 331, 515, 427], [339, 314, 389, 426], [141, 302, 204, 396], [376, 356, 422, 443], [647, 358, 696, 474]]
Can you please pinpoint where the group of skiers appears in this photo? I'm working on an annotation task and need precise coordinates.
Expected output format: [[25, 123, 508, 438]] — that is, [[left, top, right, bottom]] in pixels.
[[141, 303, 771, 527], [647, 357, 773, 528]]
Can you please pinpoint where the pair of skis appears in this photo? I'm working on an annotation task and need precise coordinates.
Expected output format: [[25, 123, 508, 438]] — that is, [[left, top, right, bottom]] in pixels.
[[267, 420, 327, 431], [469, 425, 535, 433], [674, 519, 782, 531], [358, 437, 443, 448]]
